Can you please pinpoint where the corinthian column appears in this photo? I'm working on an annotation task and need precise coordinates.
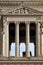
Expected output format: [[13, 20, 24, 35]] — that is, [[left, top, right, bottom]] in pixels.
[[26, 22, 30, 57], [36, 22, 41, 56], [15, 22, 19, 57]]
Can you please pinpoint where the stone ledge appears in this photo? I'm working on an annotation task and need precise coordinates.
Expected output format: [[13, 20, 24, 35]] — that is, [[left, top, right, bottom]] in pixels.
[[0, 0, 43, 2], [0, 1, 43, 6], [0, 56, 43, 61]]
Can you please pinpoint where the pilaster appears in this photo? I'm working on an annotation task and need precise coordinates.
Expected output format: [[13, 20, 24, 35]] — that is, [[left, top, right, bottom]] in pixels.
[[3, 17, 9, 57], [40, 23, 43, 56], [3, 20, 6, 56], [5, 22, 9, 57]]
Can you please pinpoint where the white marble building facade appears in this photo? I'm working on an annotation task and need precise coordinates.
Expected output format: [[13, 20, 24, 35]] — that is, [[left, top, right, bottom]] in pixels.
[[0, 0, 43, 65]]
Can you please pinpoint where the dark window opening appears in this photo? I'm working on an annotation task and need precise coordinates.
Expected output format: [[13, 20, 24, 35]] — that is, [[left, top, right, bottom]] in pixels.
[[9, 23, 15, 55], [30, 23, 36, 56]]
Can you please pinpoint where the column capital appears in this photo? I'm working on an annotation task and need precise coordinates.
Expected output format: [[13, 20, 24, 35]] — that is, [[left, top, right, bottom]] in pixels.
[[25, 22, 30, 25], [3, 18, 9, 25], [35, 22, 38, 25], [3, 16, 10, 25], [3, 16, 7, 22], [35, 22, 41, 29], [14, 22, 20, 24]]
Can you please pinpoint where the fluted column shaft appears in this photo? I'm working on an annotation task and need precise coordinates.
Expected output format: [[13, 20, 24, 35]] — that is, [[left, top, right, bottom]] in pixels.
[[15, 23, 19, 57], [26, 23, 30, 57], [5, 22, 9, 57], [3, 22, 6, 56], [36, 22, 41, 56], [3, 18, 9, 57], [41, 24, 43, 56]]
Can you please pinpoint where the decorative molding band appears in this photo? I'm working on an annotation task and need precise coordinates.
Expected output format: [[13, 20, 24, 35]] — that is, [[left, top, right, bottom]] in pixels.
[[0, 1, 43, 5], [0, 0, 43, 2]]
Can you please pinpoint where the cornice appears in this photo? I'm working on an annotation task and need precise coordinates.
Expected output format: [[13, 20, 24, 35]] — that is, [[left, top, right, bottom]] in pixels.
[[0, 0, 43, 1], [1, 13, 43, 16], [0, 1, 43, 6]]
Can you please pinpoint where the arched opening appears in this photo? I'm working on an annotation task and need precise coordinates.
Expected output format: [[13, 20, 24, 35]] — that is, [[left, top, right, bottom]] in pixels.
[[10, 43, 15, 56], [30, 22, 36, 56], [9, 23, 15, 56], [19, 23, 26, 57], [20, 43, 26, 57]]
